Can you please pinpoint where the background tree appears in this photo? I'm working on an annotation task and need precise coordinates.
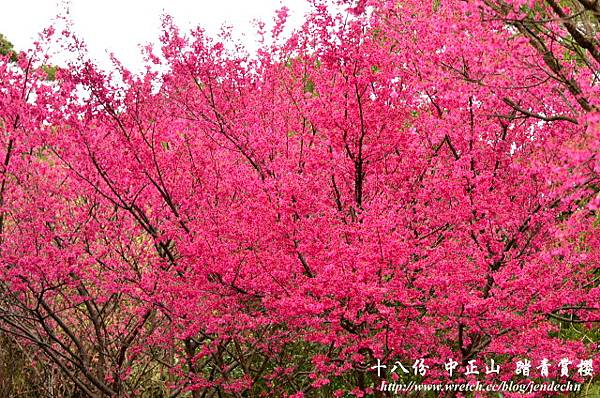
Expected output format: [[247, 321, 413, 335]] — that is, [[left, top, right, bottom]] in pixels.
[[0, 33, 17, 62]]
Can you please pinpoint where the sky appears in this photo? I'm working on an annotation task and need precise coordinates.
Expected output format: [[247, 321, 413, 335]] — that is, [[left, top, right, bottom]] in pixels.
[[2, 0, 311, 71]]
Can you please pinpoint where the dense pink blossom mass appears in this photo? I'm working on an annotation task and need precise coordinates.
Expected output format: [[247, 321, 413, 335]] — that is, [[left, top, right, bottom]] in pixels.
[[0, 0, 598, 397]]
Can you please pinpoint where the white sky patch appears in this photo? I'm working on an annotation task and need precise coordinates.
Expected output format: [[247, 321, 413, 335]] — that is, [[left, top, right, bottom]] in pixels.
[[2, 0, 311, 72]]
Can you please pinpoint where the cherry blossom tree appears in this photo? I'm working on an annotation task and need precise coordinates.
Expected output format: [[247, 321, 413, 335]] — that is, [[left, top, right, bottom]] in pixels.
[[0, 0, 597, 397]]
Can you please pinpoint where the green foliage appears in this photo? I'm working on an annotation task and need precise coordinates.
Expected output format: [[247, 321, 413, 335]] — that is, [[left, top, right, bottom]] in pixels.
[[41, 64, 57, 81], [0, 33, 17, 62], [303, 77, 315, 94]]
